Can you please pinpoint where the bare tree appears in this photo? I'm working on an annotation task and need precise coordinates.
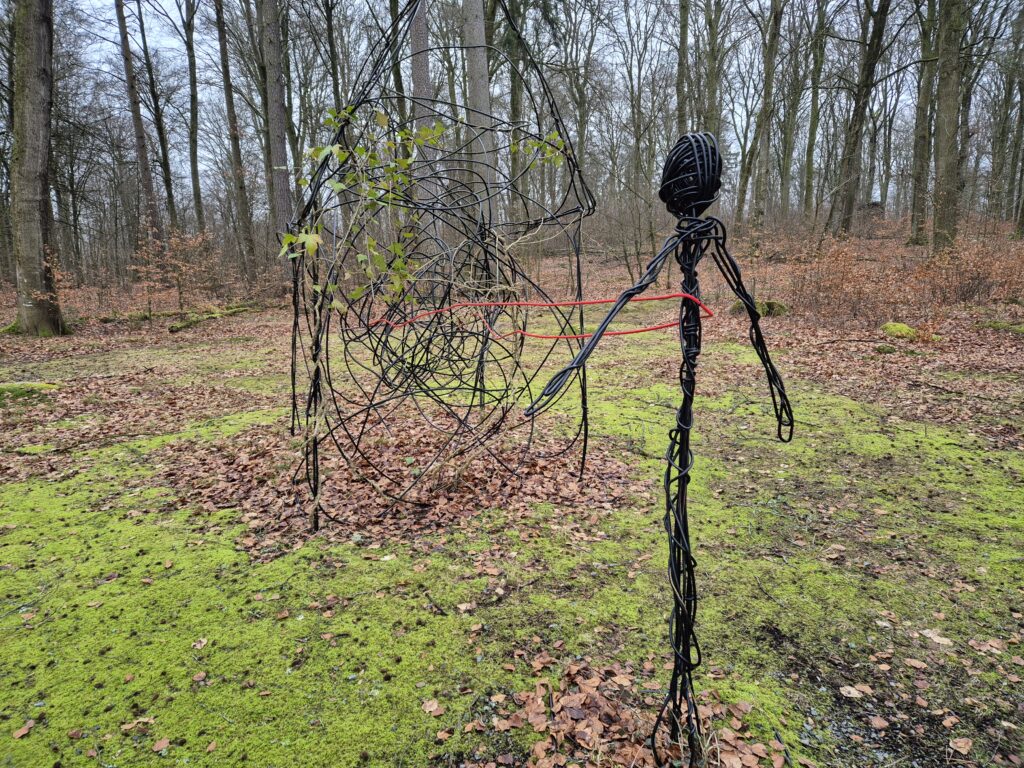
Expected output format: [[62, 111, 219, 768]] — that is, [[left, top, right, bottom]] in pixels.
[[801, 0, 829, 222], [908, 0, 936, 244], [134, 0, 178, 231], [932, 0, 966, 252], [114, 0, 163, 246], [11, 0, 63, 334], [676, 0, 690, 134], [749, 0, 786, 229], [214, 0, 256, 276], [831, 0, 892, 234], [258, 0, 292, 237]]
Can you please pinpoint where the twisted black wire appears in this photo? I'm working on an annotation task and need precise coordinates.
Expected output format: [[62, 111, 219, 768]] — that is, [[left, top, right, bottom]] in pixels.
[[287, 0, 596, 528], [529, 133, 793, 767]]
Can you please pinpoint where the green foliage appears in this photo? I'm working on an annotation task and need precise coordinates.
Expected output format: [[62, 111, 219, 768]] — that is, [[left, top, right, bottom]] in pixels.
[[293, 110, 569, 312]]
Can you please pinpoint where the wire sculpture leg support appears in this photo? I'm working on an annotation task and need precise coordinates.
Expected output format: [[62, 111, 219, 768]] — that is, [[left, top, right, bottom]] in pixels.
[[656, 234, 705, 763]]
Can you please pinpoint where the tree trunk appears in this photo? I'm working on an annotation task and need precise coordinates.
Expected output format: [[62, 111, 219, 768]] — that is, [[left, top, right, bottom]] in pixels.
[[258, 0, 292, 238], [135, 0, 178, 232], [506, 0, 527, 217], [1008, 79, 1024, 224], [183, 0, 204, 231], [832, 0, 891, 235], [410, 0, 432, 128], [323, 0, 342, 109], [778, 34, 806, 221], [1015, 81, 1024, 238], [802, 0, 827, 221], [735, 119, 760, 223], [463, 0, 495, 190], [699, 0, 725, 138], [114, 0, 163, 247], [280, 10, 301, 168], [676, 0, 689, 135], [932, 0, 966, 253], [388, 0, 409, 124], [751, 0, 784, 229], [988, 75, 1014, 219], [908, 0, 937, 244], [214, 0, 257, 279], [864, 110, 879, 204], [879, 93, 897, 210], [1, 11, 15, 283], [11, 0, 64, 335]]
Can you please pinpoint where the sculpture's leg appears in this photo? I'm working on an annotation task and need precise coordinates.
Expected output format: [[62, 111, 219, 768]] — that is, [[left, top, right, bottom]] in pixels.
[[657, 234, 704, 766]]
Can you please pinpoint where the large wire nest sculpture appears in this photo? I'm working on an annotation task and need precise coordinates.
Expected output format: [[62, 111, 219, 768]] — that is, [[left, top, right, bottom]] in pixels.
[[288, 0, 596, 531]]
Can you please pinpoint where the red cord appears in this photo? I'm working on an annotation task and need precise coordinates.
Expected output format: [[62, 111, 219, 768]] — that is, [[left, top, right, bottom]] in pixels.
[[367, 291, 713, 340]]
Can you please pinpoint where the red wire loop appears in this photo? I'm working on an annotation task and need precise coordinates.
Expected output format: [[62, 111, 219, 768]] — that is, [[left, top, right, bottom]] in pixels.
[[367, 292, 713, 340]]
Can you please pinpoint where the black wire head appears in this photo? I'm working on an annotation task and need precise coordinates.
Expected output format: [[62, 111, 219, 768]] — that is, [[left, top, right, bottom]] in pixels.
[[659, 132, 722, 218]]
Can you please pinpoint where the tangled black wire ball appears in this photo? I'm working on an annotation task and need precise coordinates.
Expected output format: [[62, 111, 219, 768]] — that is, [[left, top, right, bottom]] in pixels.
[[288, 0, 595, 529]]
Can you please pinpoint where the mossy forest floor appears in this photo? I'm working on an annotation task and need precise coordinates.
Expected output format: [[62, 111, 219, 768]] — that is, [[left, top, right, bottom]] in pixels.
[[1, 296, 1023, 768]]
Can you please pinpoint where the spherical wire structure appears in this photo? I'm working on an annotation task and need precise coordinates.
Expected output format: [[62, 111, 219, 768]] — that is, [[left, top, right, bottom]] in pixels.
[[288, 0, 596, 531]]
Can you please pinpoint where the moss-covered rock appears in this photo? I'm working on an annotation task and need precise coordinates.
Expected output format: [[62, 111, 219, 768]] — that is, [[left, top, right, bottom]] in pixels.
[[880, 321, 939, 342], [880, 321, 917, 339], [168, 304, 255, 333], [982, 320, 1024, 335], [729, 299, 789, 317], [0, 381, 57, 404]]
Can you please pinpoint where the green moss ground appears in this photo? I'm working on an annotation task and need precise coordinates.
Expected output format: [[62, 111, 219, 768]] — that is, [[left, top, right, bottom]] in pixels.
[[1, 312, 1021, 766]]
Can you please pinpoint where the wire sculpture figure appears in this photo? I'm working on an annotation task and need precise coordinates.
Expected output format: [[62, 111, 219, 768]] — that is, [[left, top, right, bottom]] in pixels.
[[527, 132, 794, 765], [287, 0, 596, 530], [287, 0, 794, 761]]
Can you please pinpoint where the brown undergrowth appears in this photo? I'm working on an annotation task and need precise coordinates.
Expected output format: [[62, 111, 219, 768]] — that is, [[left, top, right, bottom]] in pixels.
[[153, 417, 646, 562]]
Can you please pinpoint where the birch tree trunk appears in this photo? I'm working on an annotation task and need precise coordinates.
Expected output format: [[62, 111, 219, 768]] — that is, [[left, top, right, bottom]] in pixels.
[[1016, 84, 1024, 238]]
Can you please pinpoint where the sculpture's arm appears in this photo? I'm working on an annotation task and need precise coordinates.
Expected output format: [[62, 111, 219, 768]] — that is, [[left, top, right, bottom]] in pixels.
[[523, 228, 684, 416], [706, 218, 794, 442]]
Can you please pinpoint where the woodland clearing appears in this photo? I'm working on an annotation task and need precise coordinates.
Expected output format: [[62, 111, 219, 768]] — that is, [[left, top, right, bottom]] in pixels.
[[1, 242, 1023, 767]]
